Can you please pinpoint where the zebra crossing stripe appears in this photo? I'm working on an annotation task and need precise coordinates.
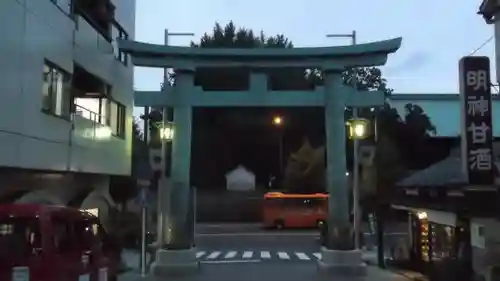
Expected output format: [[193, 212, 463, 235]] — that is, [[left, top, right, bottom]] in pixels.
[[196, 251, 206, 258], [242, 251, 253, 258], [224, 251, 237, 259], [295, 252, 310, 260], [277, 252, 290, 259], [207, 251, 221, 259], [197, 250, 325, 261]]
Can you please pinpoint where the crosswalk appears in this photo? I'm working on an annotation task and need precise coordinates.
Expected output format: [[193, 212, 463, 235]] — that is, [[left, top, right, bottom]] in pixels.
[[196, 250, 322, 262]]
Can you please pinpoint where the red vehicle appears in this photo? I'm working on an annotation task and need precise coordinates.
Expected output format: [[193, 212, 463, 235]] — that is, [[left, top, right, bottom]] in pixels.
[[0, 204, 119, 281], [262, 192, 328, 229]]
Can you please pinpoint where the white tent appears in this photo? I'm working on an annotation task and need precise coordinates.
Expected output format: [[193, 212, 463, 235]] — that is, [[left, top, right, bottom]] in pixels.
[[225, 165, 255, 191]]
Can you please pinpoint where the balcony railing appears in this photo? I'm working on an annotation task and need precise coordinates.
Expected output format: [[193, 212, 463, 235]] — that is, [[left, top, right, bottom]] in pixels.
[[72, 104, 112, 140], [73, 12, 113, 55]]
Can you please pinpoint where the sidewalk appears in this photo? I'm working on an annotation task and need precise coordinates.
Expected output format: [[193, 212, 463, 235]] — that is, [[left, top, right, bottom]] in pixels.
[[118, 265, 415, 281], [121, 249, 152, 275], [361, 249, 427, 281]]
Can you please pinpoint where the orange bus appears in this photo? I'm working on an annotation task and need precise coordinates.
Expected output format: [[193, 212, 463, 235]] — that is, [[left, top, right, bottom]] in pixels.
[[262, 192, 328, 229]]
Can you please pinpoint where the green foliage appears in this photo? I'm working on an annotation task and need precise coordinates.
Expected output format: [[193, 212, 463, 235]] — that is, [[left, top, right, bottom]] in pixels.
[[178, 21, 311, 90]]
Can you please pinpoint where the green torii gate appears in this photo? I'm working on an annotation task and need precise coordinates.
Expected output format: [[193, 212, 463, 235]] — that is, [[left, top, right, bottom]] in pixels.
[[118, 37, 402, 277]]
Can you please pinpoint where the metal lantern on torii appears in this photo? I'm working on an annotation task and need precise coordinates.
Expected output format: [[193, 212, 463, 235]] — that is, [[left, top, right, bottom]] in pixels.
[[118, 35, 402, 277]]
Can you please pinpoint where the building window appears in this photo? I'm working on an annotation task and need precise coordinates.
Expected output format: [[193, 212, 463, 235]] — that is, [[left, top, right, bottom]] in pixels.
[[74, 96, 110, 125], [72, 0, 115, 41], [42, 61, 71, 118], [111, 22, 128, 65], [110, 101, 126, 138]]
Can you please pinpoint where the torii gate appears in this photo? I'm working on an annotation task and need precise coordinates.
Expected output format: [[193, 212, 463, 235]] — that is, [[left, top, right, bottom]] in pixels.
[[118, 37, 402, 277]]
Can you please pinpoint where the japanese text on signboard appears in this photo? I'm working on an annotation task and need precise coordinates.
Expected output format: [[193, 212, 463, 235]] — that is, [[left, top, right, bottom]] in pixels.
[[459, 56, 494, 185]]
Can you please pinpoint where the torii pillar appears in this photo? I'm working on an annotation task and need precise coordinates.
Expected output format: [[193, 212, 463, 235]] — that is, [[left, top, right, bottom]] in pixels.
[[320, 69, 386, 276]]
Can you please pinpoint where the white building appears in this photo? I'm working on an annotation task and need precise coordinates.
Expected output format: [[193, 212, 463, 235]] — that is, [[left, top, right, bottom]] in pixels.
[[225, 165, 256, 191], [0, 0, 135, 215]]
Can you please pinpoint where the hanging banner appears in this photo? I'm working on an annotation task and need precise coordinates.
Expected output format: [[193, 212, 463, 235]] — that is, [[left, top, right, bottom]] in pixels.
[[459, 56, 494, 185]]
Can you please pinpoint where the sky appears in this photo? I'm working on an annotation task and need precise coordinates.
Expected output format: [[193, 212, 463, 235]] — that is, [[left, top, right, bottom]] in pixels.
[[132, 0, 496, 117]]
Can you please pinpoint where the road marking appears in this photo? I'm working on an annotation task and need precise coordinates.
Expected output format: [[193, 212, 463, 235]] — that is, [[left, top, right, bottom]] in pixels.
[[277, 252, 290, 259], [224, 251, 237, 259], [206, 251, 221, 259], [201, 259, 261, 264], [196, 250, 325, 262], [295, 252, 310, 260], [242, 251, 253, 258], [196, 251, 206, 258], [196, 232, 318, 237]]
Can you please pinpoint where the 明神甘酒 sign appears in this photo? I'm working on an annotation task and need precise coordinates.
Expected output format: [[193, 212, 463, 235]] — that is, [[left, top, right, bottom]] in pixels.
[[459, 56, 494, 185]]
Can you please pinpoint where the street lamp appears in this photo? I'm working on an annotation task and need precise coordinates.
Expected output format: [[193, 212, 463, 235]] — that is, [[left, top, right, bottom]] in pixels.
[[272, 115, 283, 126], [347, 118, 370, 140], [160, 122, 174, 141]]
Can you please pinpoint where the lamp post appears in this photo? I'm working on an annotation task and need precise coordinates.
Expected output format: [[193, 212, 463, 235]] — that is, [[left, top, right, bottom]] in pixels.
[[272, 115, 284, 174], [346, 117, 369, 249]]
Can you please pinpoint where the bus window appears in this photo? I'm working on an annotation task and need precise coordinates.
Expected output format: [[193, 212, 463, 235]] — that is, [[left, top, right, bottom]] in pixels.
[[263, 198, 284, 208], [52, 218, 74, 253], [309, 198, 327, 208], [0, 217, 42, 260]]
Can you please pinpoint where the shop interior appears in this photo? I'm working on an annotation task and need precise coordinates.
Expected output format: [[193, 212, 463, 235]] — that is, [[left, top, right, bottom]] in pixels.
[[386, 207, 472, 278]]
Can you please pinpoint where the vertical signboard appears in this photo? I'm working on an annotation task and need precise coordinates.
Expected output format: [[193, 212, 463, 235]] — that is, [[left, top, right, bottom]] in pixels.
[[459, 56, 494, 185]]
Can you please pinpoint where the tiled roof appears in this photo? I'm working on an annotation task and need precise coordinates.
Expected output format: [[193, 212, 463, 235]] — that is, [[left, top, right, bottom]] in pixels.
[[396, 156, 466, 187], [396, 143, 500, 187]]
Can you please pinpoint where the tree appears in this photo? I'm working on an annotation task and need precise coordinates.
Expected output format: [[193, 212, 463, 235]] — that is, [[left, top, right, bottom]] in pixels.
[[186, 21, 310, 90]]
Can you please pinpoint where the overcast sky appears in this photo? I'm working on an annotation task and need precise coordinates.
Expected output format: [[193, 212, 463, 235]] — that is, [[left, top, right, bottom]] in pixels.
[[132, 0, 496, 117]]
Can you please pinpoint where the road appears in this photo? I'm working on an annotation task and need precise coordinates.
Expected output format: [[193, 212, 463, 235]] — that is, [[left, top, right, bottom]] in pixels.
[[194, 222, 406, 264], [121, 223, 410, 281]]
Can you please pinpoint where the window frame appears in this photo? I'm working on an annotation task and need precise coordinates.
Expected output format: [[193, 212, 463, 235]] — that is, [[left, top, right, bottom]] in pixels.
[[111, 21, 129, 66], [42, 60, 72, 120], [110, 100, 126, 138]]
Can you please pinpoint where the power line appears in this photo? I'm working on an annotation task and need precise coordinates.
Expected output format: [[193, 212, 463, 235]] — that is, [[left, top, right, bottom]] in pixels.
[[469, 36, 493, 55]]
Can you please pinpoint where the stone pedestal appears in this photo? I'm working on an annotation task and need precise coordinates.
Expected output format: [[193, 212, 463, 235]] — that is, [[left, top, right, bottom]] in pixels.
[[317, 247, 367, 277], [150, 247, 199, 276]]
